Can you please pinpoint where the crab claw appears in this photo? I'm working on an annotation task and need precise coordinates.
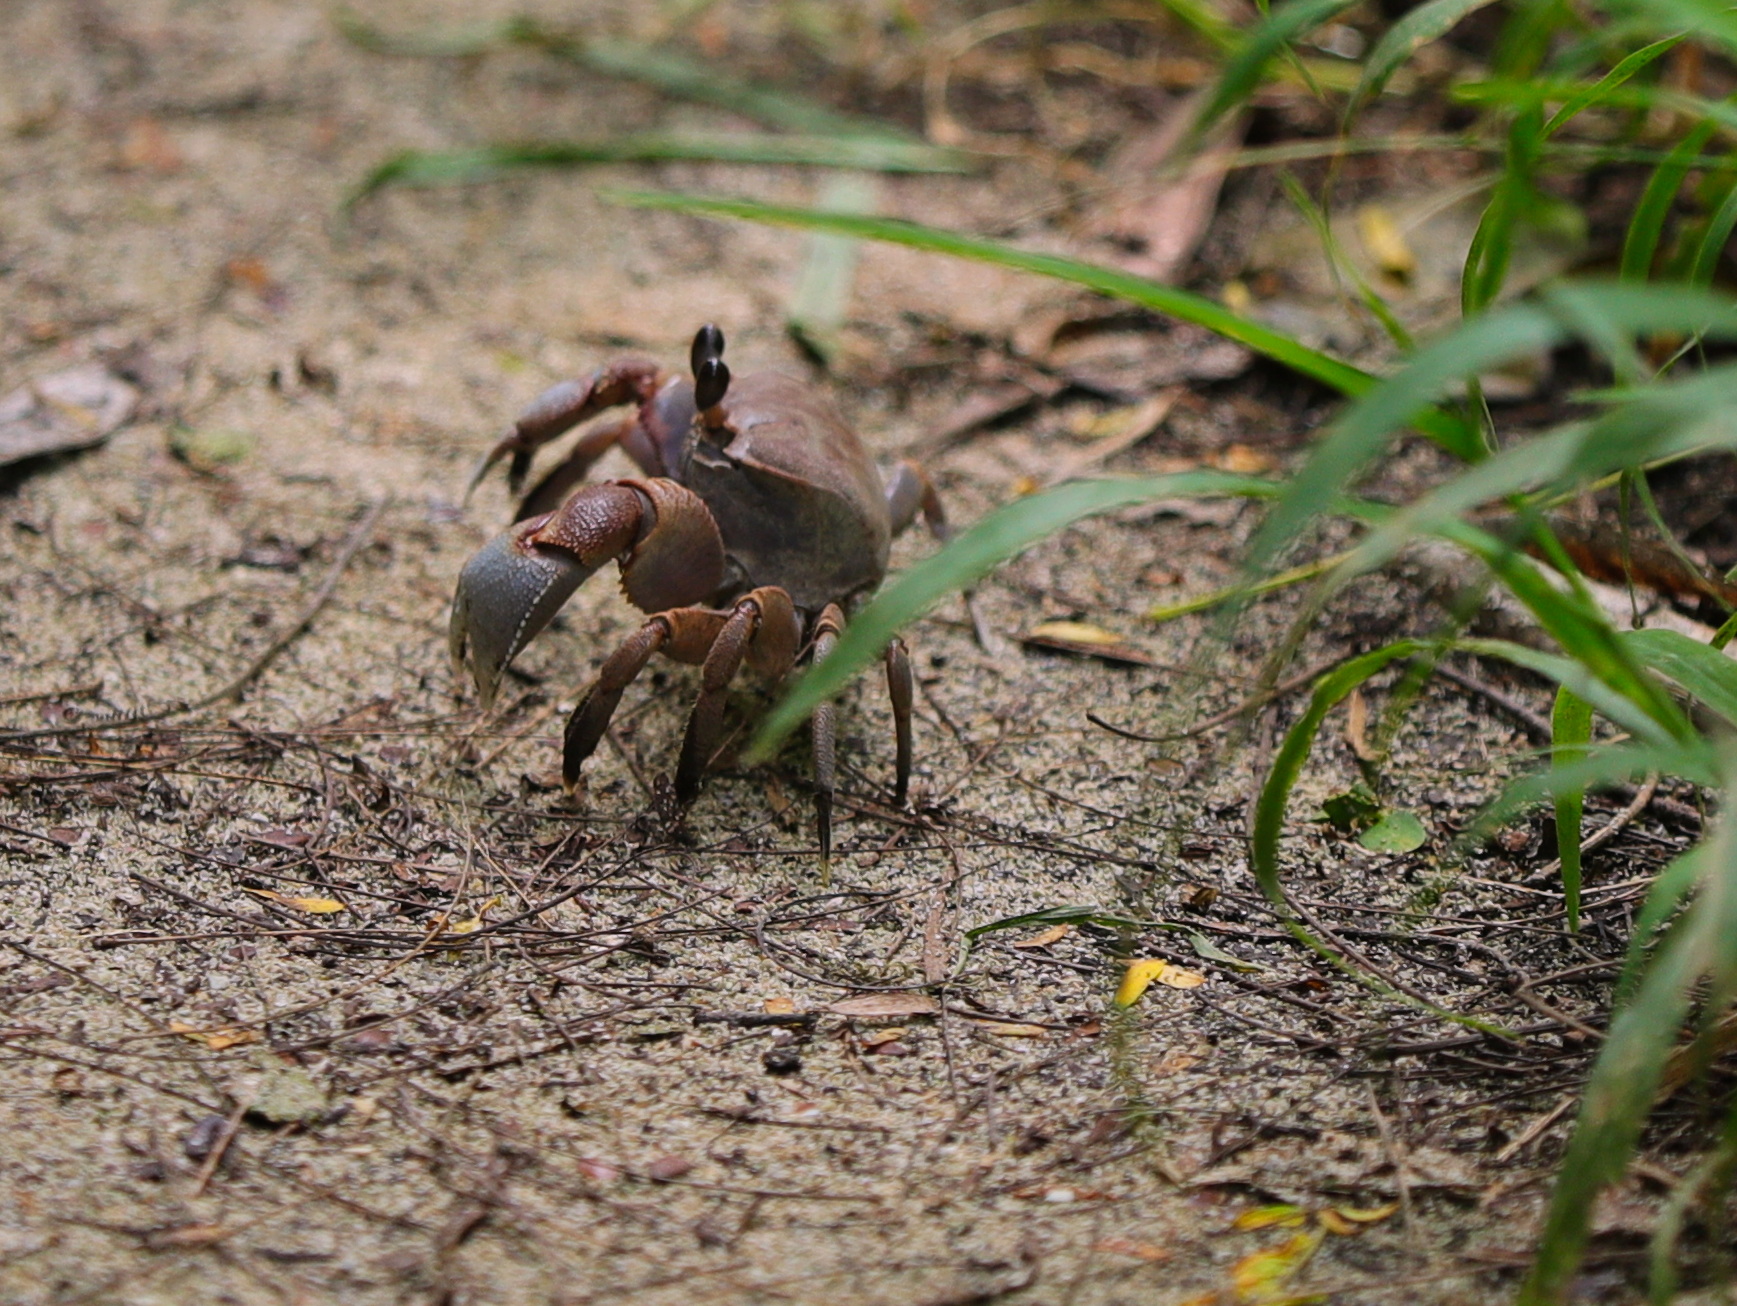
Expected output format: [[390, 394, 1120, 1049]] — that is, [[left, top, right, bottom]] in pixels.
[[450, 479, 727, 709], [450, 519, 597, 708]]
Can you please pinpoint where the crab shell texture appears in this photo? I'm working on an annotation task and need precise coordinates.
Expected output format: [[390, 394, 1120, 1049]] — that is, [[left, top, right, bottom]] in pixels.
[[678, 370, 892, 613]]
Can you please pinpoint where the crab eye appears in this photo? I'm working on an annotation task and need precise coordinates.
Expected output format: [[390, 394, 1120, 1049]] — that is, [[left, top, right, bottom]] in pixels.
[[690, 323, 725, 377], [694, 356, 730, 411]]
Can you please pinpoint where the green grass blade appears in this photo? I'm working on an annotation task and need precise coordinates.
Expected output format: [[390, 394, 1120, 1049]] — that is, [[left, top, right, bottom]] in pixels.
[[1455, 635, 1687, 747], [1523, 761, 1737, 1303], [1618, 845, 1708, 1006], [1348, 0, 1504, 118], [741, 472, 1280, 763], [349, 135, 971, 204], [1249, 300, 1558, 570], [1620, 628, 1737, 726], [1552, 687, 1594, 932], [335, 9, 926, 143], [1251, 641, 1427, 911], [1691, 176, 1737, 287], [1194, 0, 1362, 139], [1623, 120, 1720, 281], [603, 190, 1417, 410], [1542, 34, 1686, 137]]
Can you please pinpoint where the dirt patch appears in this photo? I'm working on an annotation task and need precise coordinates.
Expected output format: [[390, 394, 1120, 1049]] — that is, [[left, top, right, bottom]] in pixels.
[[0, 4, 1699, 1303]]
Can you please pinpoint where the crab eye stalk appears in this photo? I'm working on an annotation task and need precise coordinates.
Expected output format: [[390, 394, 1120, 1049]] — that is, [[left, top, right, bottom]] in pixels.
[[690, 323, 725, 377], [694, 356, 731, 411]]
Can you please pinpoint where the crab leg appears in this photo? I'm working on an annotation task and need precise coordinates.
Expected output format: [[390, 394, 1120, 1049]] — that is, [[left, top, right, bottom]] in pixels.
[[809, 604, 846, 866], [562, 607, 729, 787], [885, 637, 915, 807], [675, 587, 800, 806], [465, 359, 664, 500], [449, 477, 724, 708]]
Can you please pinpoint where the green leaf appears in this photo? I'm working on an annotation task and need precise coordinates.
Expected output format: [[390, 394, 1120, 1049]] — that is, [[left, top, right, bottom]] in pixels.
[[1553, 687, 1594, 932], [1620, 628, 1737, 727], [1348, 0, 1503, 118], [740, 472, 1280, 763], [1195, 0, 1362, 139], [1623, 120, 1721, 281], [1358, 809, 1429, 852], [1321, 782, 1383, 832]]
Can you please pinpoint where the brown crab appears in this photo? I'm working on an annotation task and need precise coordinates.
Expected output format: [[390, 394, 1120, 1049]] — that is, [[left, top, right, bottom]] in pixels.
[[449, 325, 946, 856]]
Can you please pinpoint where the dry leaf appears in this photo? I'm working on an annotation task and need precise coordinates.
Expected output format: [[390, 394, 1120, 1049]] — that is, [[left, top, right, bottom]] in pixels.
[[1345, 687, 1374, 762], [169, 1020, 262, 1051], [1356, 204, 1417, 280], [446, 895, 503, 934], [1011, 923, 1073, 948], [1022, 621, 1158, 668], [763, 996, 796, 1015], [970, 1021, 1050, 1038], [147, 1224, 230, 1249], [1330, 1201, 1399, 1225], [828, 993, 940, 1018], [1116, 959, 1207, 1006], [1093, 1237, 1172, 1263], [1234, 1204, 1309, 1231], [0, 365, 139, 468], [1231, 1229, 1324, 1301], [860, 1027, 907, 1047], [1210, 443, 1277, 474], [246, 888, 345, 914]]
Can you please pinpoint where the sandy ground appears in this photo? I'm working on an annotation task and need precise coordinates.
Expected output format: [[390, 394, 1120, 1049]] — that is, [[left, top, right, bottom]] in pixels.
[[0, 3, 1707, 1303]]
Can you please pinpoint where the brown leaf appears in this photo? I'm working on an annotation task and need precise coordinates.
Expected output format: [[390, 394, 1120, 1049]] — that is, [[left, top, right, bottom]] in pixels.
[[1082, 95, 1247, 284], [147, 1224, 231, 1249], [970, 1021, 1051, 1038], [1093, 1237, 1172, 1263], [645, 1155, 694, 1182], [170, 1020, 261, 1051], [763, 996, 796, 1015], [0, 365, 139, 468], [827, 993, 940, 1019]]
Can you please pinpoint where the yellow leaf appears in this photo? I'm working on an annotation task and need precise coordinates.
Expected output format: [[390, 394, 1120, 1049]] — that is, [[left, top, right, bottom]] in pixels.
[[1116, 959, 1207, 1005], [1331, 1201, 1399, 1225], [1357, 203, 1416, 279], [1315, 1209, 1356, 1236], [169, 1020, 260, 1050], [1233, 1204, 1308, 1231], [246, 888, 345, 914], [1027, 621, 1126, 647], [1011, 923, 1073, 948], [1231, 1229, 1324, 1300], [447, 894, 503, 934]]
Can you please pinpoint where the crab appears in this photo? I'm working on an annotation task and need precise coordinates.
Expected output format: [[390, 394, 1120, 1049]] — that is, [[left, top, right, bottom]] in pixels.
[[449, 324, 947, 857]]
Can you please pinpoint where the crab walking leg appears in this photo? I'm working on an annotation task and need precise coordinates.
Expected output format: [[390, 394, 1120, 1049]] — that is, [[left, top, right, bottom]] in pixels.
[[884, 637, 915, 807], [562, 607, 730, 787], [809, 603, 847, 866], [465, 358, 664, 500], [884, 459, 951, 542], [675, 587, 801, 807]]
